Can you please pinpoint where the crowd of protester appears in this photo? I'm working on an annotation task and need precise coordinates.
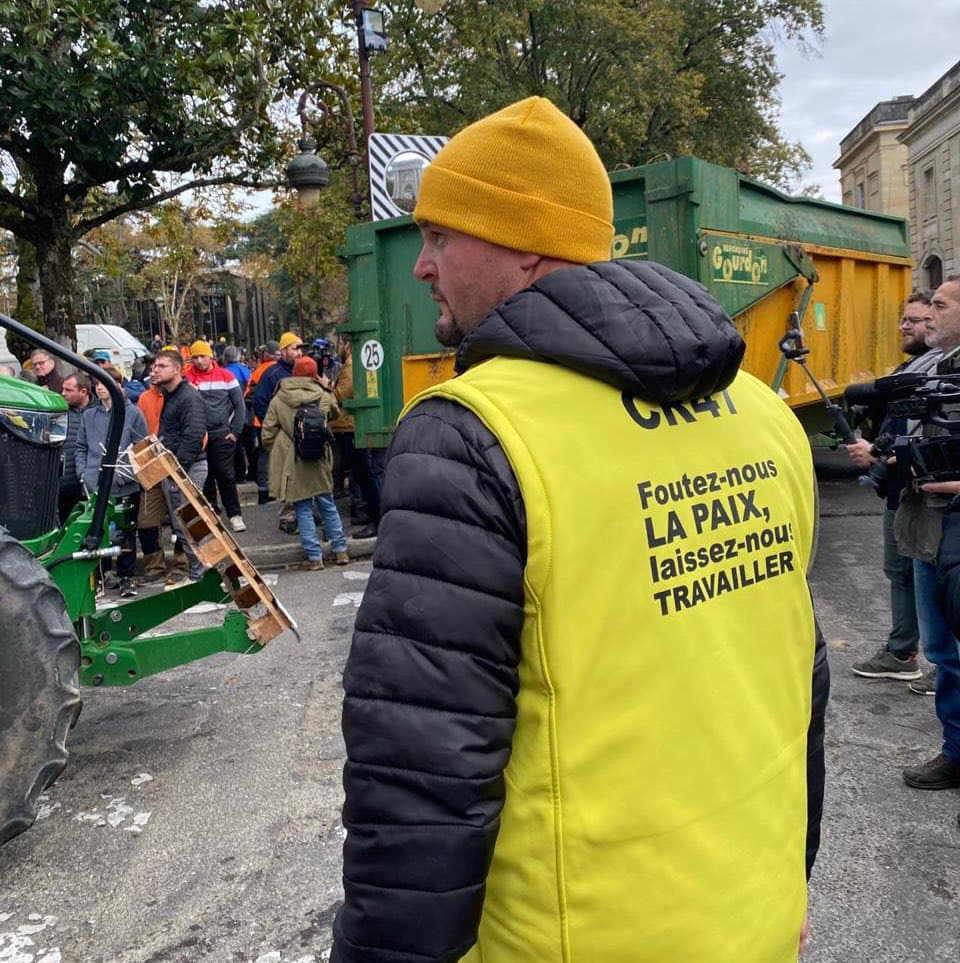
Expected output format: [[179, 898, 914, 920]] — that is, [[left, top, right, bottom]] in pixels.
[[7, 98, 958, 956], [1, 330, 382, 593]]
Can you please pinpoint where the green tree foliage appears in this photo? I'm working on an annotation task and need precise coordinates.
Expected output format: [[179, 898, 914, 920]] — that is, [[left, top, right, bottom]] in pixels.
[[135, 200, 236, 345], [0, 0, 352, 336], [73, 231, 140, 329], [228, 176, 354, 334], [373, 0, 822, 187]]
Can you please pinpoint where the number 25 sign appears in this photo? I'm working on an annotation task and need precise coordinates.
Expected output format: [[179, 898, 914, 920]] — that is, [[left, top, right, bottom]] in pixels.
[[360, 339, 384, 371]]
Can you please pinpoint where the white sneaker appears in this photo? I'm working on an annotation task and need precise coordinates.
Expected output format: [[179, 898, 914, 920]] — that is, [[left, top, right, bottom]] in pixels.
[[229, 515, 247, 532]]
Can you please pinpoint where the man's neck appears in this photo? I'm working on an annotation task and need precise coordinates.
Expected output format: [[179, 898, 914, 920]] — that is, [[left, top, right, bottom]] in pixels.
[[161, 375, 182, 393]]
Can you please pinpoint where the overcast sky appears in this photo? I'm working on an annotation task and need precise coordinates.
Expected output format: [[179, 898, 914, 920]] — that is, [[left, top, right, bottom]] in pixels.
[[774, 0, 960, 200]]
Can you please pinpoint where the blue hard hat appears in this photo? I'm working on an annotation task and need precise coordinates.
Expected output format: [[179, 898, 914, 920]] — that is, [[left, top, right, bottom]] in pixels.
[[86, 349, 112, 362], [312, 338, 330, 349]]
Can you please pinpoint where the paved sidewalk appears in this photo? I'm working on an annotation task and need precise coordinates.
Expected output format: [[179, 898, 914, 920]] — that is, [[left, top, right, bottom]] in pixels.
[[232, 483, 376, 570], [806, 447, 960, 962], [146, 480, 376, 573]]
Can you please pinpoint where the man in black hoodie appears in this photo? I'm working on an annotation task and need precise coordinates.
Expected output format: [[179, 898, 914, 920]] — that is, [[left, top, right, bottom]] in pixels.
[[334, 98, 828, 963], [152, 349, 207, 586]]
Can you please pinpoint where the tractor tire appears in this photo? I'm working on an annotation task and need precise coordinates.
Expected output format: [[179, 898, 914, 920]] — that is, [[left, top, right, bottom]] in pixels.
[[0, 526, 81, 846]]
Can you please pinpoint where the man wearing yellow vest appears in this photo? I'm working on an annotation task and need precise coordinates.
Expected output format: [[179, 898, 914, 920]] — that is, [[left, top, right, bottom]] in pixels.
[[333, 98, 829, 963]]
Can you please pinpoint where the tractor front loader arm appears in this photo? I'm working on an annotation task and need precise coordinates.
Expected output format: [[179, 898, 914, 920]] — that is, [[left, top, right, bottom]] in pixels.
[[77, 436, 299, 688]]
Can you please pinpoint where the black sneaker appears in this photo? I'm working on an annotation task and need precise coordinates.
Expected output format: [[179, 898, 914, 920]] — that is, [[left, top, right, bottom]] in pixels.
[[119, 578, 138, 599], [902, 752, 960, 790], [102, 571, 121, 591], [851, 648, 922, 681]]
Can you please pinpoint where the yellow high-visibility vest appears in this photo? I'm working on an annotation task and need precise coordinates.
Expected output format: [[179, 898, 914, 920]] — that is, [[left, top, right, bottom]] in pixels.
[[404, 356, 817, 963]]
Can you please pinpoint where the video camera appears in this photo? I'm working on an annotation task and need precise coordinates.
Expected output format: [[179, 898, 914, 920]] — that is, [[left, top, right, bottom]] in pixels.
[[846, 371, 960, 490], [777, 320, 960, 489], [307, 338, 338, 376]]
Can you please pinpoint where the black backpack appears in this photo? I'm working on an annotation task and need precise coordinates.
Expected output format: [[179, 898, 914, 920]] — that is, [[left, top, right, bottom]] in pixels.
[[293, 401, 335, 461]]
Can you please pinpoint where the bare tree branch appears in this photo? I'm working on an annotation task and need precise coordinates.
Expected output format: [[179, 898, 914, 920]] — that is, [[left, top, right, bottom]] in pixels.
[[0, 208, 35, 244], [66, 52, 269, 202], [72, 174, 279, 237], [0, 183, 35, 216]]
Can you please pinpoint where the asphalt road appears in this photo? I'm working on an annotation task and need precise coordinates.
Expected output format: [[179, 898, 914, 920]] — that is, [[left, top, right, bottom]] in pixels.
[[2, 458, 958, 962], [806, 470, 959, 963], [0, 568, 360, 963]]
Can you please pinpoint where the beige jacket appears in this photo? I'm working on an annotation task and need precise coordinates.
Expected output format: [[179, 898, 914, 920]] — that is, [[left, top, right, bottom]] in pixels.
[[261, 377, 339, 501]]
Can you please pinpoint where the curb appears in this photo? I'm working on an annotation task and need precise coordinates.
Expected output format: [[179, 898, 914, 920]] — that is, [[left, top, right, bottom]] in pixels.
[[245, 536, 377, 571]]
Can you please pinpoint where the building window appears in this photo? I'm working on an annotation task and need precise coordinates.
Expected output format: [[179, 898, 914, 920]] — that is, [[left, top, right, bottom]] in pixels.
[[867, 172, 880, 210], [924, 254, 943, 291], [921, 166, 936, 220], [856, 182, 865, 208]]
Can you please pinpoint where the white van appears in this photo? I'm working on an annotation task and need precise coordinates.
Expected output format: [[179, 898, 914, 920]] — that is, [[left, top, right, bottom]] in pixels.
[[0, 329, 21, 375], [75, 324, 149, 377]]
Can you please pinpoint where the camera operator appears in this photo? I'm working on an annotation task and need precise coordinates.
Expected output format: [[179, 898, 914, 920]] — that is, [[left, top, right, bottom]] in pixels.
[[894, 276, 960, 794], [309, 338, 341, 382], [845, 293, 939, 686]]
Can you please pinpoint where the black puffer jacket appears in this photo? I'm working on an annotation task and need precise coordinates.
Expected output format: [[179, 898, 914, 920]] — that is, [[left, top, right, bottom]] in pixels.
[[334, 260, 829, 963], [158, 378, 206, 469], [59, 405, 84, 496]]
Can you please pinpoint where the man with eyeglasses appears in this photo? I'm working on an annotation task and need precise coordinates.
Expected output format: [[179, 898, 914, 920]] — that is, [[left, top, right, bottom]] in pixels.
[[29, 348, 63, 394], [845, 292, 940, 689], [152, 349, 208, 589]]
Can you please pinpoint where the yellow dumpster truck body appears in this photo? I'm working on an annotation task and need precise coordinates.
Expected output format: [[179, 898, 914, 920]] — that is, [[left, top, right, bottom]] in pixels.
[[340, 156, 912, 445]]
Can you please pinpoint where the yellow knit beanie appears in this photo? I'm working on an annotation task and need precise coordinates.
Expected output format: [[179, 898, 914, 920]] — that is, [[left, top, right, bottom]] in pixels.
[[189, 339, 213, 358], [413, 97, 613, 264]]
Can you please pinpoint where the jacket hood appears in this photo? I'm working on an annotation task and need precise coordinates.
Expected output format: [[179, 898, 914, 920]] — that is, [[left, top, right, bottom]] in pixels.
[[276, 377, 324, 406], [455, 259, 745, 404]]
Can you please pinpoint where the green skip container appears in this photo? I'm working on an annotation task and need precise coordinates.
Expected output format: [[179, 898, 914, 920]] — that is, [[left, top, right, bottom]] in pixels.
[[340, 156, 912, 447]]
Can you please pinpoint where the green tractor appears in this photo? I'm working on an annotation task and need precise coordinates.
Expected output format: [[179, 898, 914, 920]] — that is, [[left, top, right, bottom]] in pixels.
[[0, 315, 296, 846]]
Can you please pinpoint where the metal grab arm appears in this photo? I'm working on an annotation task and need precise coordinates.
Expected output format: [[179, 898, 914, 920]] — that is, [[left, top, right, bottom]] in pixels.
[[777, 316, 856, 444]]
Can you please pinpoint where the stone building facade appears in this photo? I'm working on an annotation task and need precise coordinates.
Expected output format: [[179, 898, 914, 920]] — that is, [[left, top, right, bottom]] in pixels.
[[900, 60, 960, 291], [834, 96, 913, 217]]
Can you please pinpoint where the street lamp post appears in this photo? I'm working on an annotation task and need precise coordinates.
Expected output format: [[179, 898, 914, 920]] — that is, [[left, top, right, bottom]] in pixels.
[[285, 132, 330, 211], [286, 5, 388, 215], [354, 0, 387, 152], [154, 296, 166, 344], [286, 82, 364, 219]]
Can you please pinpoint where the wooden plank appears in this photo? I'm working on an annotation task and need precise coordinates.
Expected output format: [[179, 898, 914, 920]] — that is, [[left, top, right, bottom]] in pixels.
[[194, 540, 229, 567]]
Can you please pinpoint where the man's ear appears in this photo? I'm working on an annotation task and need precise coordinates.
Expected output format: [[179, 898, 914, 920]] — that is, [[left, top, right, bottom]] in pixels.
[[518, 252, 544, 272], [524, 255, 578, 284]]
